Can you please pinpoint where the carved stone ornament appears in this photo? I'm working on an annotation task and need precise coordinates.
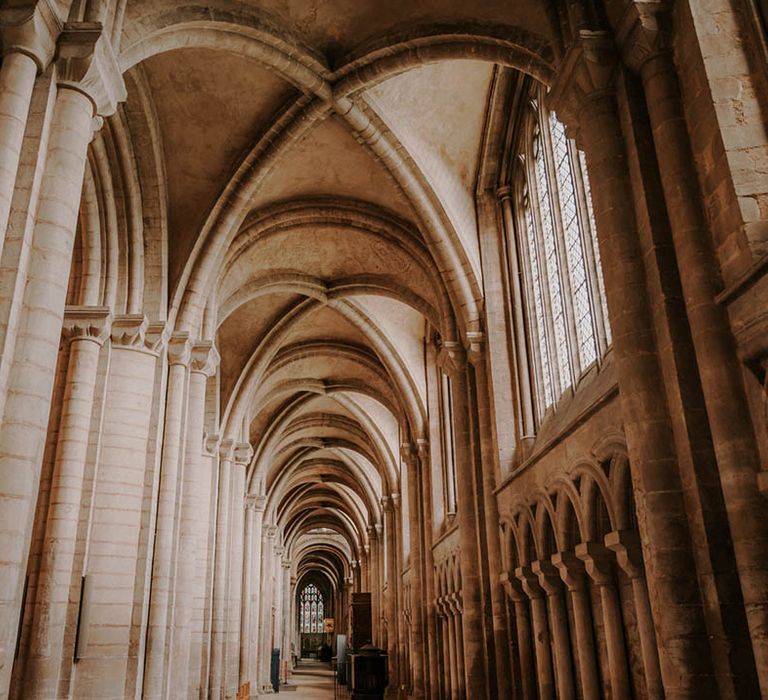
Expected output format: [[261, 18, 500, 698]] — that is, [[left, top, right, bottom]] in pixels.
[[56, 21, 126, 117], [167, 331, 191, 367], [0, 0, 60, 71], [615, 0, 673, 73], [437, 340, 465, 377], [61, 305, 111, 345], [190, 340, 220, 377], [110, 314, 147, 348], [234, 441, 254, 467]]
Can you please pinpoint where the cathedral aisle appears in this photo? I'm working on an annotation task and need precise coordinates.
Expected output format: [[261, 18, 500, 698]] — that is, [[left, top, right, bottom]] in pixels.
[[285, 661, 334, 699]]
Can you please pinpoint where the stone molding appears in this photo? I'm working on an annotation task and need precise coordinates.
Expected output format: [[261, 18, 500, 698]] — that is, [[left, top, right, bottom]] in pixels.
[[466, 331, 485, 366], [110, 314, 147, 348], [204, 432, 221, 456], [246, 494, 267, 512], [575, 542, 615, 586], [167, 331, 191, 367], [265, 524, 278, 540], [61, 305, 111, 345], [190, 340, 220, 377], [604, 530, 644, 579], [234, 441, 254, 467], [614, 0, 673, 72], [145, 321, 168, 354], [546, 31, 618, 142], [437, 340, 466, 377], [0, 0, 60, 71], [219, 437, 236, 462], [56, 21, 126, 117]]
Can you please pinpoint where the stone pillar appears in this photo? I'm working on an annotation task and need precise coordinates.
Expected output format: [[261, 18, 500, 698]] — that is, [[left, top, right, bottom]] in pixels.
[[391, 493, 406, 689], [281, 559, 291, 683], [242, 494, 265, 693], [71, 316, 159, 697], [552, 552, 600, 700], [467, 335, 513, 698], [143, 332, 191, 698], [576, 542, 630, 699], [447, 593, 465, 698], [225, 442, 251, 695], [171, 340, 219, 695], [209, 439, 235, 695], [605, 530, 663, 699], [381, 496, 399, 688], [547, 33, 717, 697], [500, 572, 536, 699], [402, 445, 426, 698], [258, 525, 277, 694], [516, 566, 554, 699], [23, 307, 110, 699], [367, 526, 379, 645], [0, 23, 124, 695], [0, 2, 58, 248], [439, 342, 487, 699], [631, 19, 768, 693], [533, 559, 575, 699]]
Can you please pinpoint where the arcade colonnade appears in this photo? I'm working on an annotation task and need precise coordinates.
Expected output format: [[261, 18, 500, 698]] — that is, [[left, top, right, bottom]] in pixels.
[[0, 0, 767, 698]]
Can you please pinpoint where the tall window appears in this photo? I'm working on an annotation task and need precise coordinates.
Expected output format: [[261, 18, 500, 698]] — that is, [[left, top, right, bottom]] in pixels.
[[299, 584, 324, 633], [512, 85, 611, 418]]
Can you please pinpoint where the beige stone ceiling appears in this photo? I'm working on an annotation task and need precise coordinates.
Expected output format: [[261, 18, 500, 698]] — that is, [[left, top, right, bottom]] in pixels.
[[118, 0, 555, 572]]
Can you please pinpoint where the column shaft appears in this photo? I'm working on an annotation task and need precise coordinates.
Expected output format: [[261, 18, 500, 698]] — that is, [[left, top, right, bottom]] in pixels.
[[0, 86, 94, 697], [404, 454, 426, 697]]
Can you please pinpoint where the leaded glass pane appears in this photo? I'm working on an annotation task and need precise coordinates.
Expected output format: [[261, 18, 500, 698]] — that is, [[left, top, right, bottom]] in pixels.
[[523, 195, 554, 409], [550, 113, 597, 369], [533, 132, 572, 391], [579, 149, 612, 344]]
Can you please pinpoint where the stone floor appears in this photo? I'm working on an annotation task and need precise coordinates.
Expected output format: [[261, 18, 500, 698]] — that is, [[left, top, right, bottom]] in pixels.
[[281, 661, 335, 699]]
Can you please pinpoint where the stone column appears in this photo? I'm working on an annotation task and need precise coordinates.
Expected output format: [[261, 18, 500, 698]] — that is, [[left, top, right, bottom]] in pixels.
[[171, 340, 219, 695], [0, 2, 58, 249], [23, 307, 110, 699], [439, 342, 487, 699], [547, 33, 717, 697], [631, 18, 768, 692], [71, 316, 160, 697], [552, 552, 600, 700], [605, 530, 663, 699], [367, 526, 379, 645], [225, 442, 251, 695], [516, 566, 554, 699], [576, 542, 630, 699], [402, 445, 426, 698], [500, 572, 536, 699], [533, 559, 575, 699], [447, 593, 465, 698], [281, 559, 291, 683], [143, 332, 191, 698], [391, 494, 407, 688], [243, 495, 266, 693], [438, 601, 456, 699], [467, 335, 513, 699], [258, 525, 277, 694], [0, 23, 124, 696], [209, 439, 235, 695], [381, 496, 399, 688]]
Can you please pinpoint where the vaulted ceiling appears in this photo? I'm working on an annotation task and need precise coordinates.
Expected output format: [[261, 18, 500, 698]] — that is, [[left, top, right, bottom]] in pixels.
[[116, 0, 557, 586]]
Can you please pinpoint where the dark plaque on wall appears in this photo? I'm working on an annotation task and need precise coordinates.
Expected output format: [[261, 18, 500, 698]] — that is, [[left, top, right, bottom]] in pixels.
[[350, 592, 372, 649]]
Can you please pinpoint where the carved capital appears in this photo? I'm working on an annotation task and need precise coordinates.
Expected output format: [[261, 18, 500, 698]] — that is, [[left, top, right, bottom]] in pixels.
[[62, 305, 111, 345], [514, 565, 544, 600], [390, 492, 401, 510], [190, 340, 219, 377], [380, 495, 392, 513], [0, 0, 60, 71], [547, 31, 618, 141], [531, 559, 563, 596], [265, 524, 278, 540], [604, 530, 644, 579], [56, 21, 126, 117], [110, 314, 146, 348], [551, 551, 587, 591], [575, 541, 615, 586], [203, 432, 220, 456], [282, 559, 291, 570], [273, 545, 285, 558], [437, 340, 466, 377], [144, 321, 168, 354], [167, 331, 191, 367], [399, 442, 417, 468], [415, 438, 429, 465], [615, 1, 673, 72], [499, 570, 525, 603], [496, 185, 512, 203], [465, 331, 485, 366], [219, 437, 236, 462], [234, 441, 254, 467], [246, 494, 267, 513], [374, 522, 383, 537]]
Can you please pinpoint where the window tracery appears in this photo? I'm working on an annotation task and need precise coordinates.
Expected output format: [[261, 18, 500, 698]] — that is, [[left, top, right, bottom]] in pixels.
[[299, 583, 324, 634], [512, 86, 612, 418]]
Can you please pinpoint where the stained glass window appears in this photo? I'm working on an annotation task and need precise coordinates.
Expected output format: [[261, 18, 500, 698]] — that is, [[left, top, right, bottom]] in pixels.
[[299, 584, 324, 634], [511, 86, 612, 418]]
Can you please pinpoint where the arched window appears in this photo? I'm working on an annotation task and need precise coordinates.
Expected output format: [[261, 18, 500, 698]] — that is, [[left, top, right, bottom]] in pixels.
[[512, 84, 611, 418], [299, 583, 324, 634]]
